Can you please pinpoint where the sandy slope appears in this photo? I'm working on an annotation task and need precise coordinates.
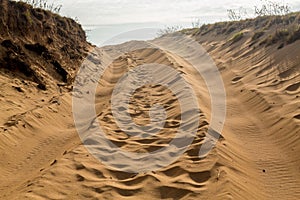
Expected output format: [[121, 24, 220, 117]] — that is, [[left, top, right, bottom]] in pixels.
[[1, 14, 300, 200]]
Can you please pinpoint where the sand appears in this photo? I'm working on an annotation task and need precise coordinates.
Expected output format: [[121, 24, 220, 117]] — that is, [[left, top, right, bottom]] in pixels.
[[0, 4, 300, 199]]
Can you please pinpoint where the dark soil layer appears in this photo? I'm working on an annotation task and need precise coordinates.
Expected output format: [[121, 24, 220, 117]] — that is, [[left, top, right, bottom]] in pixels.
[[0, 0, 91, 89]]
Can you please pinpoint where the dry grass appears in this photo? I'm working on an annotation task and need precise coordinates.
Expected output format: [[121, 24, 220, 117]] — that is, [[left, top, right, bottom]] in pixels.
[[230, 31, 244, 43], [182, 11, 300, 48], [252, 31, 265, 41]]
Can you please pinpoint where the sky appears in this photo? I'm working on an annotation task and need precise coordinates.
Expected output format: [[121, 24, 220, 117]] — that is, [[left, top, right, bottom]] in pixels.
[[53, 0, 300, 45]]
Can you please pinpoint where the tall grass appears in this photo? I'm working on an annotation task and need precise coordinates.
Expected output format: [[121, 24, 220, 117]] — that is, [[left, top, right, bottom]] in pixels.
[[18, 0, 62, 13], [228, 0, 291, 21], [157, 25, 183, 37], [254, 0, 290, 16]]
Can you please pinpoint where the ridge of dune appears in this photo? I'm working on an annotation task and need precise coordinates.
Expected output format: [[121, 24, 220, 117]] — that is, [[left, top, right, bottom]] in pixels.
[[0, 1, 299, 199], [189, 14, 300, 199]]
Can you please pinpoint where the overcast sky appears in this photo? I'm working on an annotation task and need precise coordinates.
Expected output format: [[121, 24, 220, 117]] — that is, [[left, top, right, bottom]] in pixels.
[[53, 0, 300, 45], [56, 0, 300, 24]]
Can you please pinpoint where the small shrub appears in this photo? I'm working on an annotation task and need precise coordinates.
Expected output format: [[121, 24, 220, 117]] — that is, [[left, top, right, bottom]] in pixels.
[[276, 28, 289, 37], [287, 25, 300, 44], [230, 31, 244, 43], [252, 31, 265, 40], [260, 30, 287, 46]]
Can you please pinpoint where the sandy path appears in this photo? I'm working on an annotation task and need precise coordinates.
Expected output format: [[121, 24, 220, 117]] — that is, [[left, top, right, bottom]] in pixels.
[[0, 37, 299, 199]]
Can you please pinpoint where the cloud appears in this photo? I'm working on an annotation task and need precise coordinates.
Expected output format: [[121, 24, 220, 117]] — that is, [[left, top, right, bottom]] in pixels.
[[57, 0, 300, 25]]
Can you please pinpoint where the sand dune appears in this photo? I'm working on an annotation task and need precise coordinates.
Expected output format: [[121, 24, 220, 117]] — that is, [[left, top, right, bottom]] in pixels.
[[0, 1, 300, 199]]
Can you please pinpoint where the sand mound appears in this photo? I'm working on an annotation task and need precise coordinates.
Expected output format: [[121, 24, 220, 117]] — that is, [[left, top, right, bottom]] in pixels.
[[0, 0, 90, 90], [0, 2, 299, 199]]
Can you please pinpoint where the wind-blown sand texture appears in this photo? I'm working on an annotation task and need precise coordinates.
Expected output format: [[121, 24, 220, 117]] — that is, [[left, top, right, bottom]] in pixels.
[[0, 1, 299, 199]]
